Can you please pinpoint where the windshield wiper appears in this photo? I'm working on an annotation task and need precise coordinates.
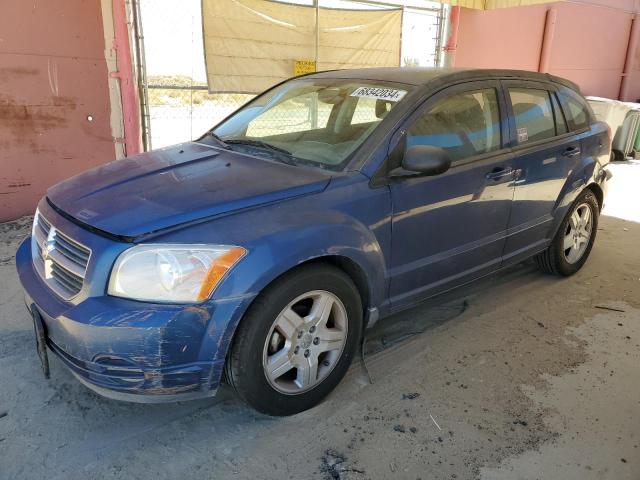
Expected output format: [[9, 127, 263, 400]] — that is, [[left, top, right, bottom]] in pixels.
[[225, 139, 292, 156], [207, 131, 230, 149], [224, 139, 297, 165]]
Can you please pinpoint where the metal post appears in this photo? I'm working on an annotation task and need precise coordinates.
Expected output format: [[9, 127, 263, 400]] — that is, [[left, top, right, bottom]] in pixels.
[[442, 5, 460, 68], [311, 0, 319, 129], [112, 0, 143, 156], [538, 7, 557, 73], [131, 0, 152, 151], [434, 3, 446, 68], [399, 6, 404, 66], [620, 14, 640, 101], [314, 0, 320, 67]]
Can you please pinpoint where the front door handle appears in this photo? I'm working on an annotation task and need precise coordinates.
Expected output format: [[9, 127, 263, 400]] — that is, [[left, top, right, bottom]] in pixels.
[[485, 167, 514, 181], [562, 146, 581, 158]]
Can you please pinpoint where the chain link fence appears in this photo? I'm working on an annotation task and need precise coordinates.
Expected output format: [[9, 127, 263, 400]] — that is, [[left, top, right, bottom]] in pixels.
[[147, 79, 253, 148], [138, 0, 254, 149], [138, 0, 443, 150]]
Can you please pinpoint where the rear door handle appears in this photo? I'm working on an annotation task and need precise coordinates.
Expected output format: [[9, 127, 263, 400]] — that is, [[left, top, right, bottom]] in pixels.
[[562, 146, 581, 158], [485, 167, 514, 181]]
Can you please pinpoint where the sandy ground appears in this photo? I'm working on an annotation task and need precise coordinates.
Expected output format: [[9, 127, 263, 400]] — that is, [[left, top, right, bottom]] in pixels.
[[0, 161, 639, 480]]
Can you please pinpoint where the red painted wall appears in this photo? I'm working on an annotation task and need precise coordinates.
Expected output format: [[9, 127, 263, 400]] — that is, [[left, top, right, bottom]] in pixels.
[[455, 1, 640, 102], [0, 1, 116, 221]]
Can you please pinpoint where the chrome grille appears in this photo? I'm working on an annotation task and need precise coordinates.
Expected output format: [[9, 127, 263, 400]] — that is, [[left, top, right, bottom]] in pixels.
[[31, 210, 91, 299]]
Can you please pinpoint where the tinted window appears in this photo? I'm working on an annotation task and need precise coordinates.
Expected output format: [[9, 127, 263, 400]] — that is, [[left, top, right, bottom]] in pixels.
[[551, 92, 568, 135], [406, 88, 501, 163], [558, 87, 591, 130], [509, 88, 556, 144]]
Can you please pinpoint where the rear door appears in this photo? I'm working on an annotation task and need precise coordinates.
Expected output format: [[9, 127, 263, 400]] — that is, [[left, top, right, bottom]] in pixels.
[[387, 80, 515, 309], [501, 80, 582, 264]]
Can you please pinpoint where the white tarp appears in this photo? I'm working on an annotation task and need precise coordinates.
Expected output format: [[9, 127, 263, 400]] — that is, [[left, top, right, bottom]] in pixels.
[[202, 0, 402, 93]]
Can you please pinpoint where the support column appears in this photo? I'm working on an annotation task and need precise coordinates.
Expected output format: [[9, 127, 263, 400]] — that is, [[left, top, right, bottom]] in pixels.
[[111, 0, 142, 156], [100, 0, 126, 160], [442, 6, 460, 68], [620, 14, 639, 101], [538, 7, 557, 73]]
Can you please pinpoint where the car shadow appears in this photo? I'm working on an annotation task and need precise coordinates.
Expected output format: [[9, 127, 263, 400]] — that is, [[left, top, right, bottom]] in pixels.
[[38, 257, 548, 423]]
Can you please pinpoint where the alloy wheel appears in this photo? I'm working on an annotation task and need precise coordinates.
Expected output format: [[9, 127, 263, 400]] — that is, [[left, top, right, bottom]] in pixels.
[[563, 202, 593, 264], [262, 290, 348, 395]]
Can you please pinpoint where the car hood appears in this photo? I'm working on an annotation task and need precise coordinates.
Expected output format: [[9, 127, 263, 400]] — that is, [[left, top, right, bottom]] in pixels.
[[47, 142, 331, 239]]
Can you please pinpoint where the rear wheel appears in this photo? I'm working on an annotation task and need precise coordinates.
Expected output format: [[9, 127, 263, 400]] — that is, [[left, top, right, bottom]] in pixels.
[[535, 189, 599, 276], [225, 264, 362, 416]]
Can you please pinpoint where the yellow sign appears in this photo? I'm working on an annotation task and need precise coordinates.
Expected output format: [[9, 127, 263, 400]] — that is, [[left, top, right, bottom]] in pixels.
[[294, 60, 317, 76]]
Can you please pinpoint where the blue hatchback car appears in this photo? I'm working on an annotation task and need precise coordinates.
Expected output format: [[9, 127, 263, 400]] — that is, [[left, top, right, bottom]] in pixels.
[[17, 68, 611, 415]]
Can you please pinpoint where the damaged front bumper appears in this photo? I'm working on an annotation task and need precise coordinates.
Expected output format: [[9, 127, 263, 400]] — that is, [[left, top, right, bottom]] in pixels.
[[16, 237, 255, 403]]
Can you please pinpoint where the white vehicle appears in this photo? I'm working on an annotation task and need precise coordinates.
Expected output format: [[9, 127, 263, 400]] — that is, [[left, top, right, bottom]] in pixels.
[[587, 96, 640, 161]]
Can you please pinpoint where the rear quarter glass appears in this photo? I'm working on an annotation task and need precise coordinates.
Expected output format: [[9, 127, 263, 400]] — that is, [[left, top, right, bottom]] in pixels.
[[558, 86, 593, 130]]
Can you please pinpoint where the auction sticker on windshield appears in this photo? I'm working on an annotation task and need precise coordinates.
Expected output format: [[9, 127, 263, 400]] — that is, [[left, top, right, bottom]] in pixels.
[[350, 86, 407, 102]]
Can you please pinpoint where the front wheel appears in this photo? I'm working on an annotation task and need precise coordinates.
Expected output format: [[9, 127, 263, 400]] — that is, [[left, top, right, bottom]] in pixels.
[[225, 264, 362, 416], [535, 189, 599, 276]]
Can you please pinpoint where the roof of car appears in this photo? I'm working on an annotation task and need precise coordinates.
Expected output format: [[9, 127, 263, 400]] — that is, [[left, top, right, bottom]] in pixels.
[[307, 67, 581, 92]]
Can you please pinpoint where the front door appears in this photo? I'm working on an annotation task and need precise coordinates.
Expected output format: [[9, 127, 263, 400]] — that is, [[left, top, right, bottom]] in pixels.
[[388, 81, 515, 309]]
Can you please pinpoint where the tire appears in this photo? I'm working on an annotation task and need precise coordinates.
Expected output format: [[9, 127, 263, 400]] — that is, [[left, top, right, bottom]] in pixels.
[[612, 149, 625, 162], [225, 263, 363, 416], [535, 189, 599, 276]]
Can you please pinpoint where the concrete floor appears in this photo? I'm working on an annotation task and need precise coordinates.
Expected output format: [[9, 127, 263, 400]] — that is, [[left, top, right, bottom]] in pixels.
[[1, 161, 639, 480]]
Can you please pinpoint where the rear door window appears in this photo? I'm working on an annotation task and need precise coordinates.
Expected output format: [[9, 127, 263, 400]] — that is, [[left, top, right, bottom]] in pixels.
[[406, 88, 501, 164], [508, 88, 556, 144]]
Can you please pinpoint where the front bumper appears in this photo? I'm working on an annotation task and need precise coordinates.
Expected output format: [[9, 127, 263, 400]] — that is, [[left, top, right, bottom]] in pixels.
[[16, 230, 255, 403]]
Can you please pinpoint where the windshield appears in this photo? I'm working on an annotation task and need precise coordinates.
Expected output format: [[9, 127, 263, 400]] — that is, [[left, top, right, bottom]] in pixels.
[[207, 79, 412, 170]]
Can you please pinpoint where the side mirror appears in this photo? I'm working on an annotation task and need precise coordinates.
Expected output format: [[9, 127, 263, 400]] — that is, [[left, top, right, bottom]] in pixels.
[[400, 145, 451, 177]]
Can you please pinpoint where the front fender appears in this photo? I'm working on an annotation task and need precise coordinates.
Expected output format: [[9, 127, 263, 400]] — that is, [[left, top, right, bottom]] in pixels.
[[219, 211, 388, 306], [155, 174, 391, 310], [152, 174, 392, 381]]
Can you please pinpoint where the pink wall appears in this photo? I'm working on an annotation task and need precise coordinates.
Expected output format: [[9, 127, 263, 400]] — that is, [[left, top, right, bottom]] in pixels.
[[455, 4, 549, 71], [0, 1, 117, 221], [455, 1, 640, 102], [549, 2, 633, 99]]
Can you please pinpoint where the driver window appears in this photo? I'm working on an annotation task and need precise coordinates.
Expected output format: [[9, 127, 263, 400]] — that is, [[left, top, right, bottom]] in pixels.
[[406, 88, 501, 164]]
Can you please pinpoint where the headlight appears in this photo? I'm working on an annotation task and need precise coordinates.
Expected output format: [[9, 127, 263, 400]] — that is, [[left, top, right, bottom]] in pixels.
[[107, 244, 246, 302]]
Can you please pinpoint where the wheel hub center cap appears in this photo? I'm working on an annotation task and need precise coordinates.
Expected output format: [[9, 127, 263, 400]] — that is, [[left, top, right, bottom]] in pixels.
[[300, 333, 313, 349]]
